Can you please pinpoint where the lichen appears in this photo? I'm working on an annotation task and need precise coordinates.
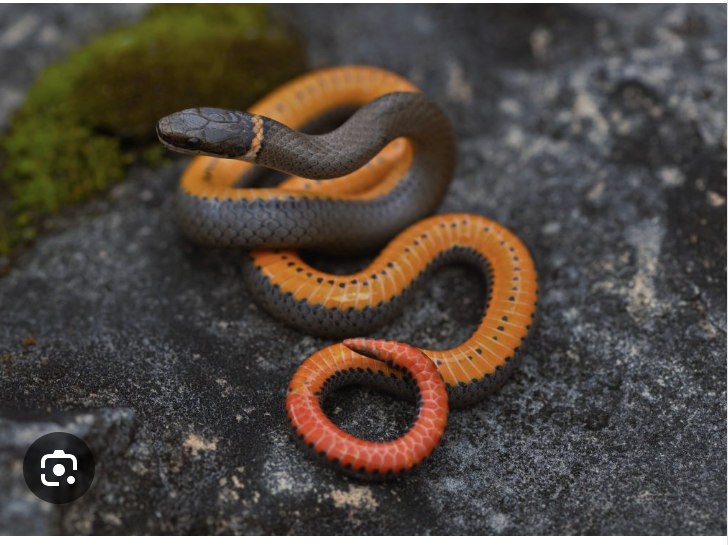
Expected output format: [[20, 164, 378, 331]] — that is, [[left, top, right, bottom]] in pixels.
[[0, 4, 306, 257]]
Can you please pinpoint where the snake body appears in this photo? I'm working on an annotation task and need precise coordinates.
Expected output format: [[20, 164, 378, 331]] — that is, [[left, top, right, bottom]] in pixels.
[[157, 68, 455, 253], [157, 66, 538, 479]]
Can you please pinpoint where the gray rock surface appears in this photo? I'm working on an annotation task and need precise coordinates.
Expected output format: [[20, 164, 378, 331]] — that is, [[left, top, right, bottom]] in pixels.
[[0, 4, 725, 535], [0, 4, 148, 132]]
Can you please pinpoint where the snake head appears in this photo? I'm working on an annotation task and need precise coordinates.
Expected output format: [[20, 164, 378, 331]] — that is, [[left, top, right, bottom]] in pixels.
[[156, 107, 260, 160]]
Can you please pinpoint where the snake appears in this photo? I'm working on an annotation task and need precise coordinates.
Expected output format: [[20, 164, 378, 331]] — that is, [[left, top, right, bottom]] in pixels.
[[157, 66, 538, 479]]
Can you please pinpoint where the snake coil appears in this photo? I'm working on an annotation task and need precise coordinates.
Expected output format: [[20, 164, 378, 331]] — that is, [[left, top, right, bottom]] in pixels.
[[158, 66, 537, 479]]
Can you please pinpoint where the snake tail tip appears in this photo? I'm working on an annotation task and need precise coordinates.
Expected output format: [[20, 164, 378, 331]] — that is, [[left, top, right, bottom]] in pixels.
[[343, 338, 420, 367], [342, 337, 376, 354]]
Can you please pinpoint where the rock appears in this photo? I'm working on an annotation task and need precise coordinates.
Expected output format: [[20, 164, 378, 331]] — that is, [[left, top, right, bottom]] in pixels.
[[0, 4, 725, 535], [0, 4, 148, 132]]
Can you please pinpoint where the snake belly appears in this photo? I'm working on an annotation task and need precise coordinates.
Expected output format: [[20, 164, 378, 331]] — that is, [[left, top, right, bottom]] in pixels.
[[281, 213, 537, 478], [157, 66, 538, 479]]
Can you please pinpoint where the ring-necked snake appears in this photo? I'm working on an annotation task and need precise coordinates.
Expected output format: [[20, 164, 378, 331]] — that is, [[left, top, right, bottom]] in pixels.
[[157, 66, 538, 479]]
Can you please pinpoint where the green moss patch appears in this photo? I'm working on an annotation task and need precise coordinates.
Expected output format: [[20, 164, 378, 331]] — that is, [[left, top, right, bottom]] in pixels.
[[0, 4, 306, 256]]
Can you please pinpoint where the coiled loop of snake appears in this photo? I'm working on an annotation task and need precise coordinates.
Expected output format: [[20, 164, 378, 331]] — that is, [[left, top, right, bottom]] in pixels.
[[157, 66, 538, 479]]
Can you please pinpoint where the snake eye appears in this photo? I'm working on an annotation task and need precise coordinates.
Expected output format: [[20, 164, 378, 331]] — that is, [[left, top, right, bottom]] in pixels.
[[187, 137, 200, 146]]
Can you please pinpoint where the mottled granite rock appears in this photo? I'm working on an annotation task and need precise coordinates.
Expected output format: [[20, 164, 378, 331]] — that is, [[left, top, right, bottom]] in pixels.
[[0, 4, 725, 535]]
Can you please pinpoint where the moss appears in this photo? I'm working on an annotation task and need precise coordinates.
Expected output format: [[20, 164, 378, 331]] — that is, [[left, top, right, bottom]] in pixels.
[[0, 4, 306, 256]]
